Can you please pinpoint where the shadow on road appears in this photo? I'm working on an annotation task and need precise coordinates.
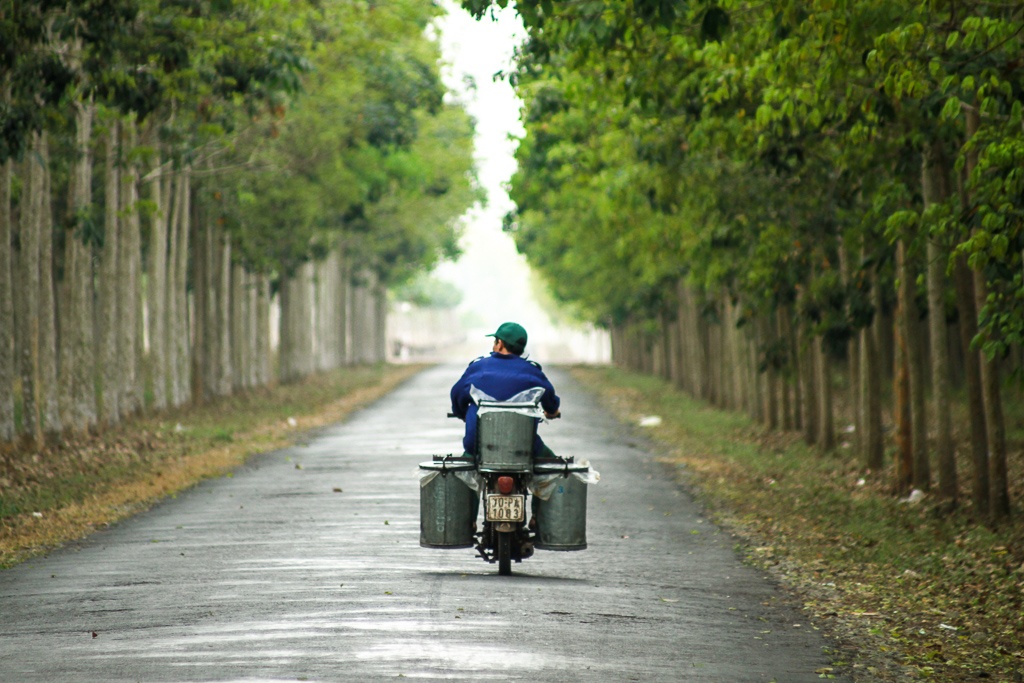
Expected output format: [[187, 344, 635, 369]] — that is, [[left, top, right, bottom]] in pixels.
[[420, 569, 591, 584]]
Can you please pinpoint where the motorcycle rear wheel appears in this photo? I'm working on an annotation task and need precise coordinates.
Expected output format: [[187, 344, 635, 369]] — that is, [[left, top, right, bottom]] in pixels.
[[497, 532, 512, 576]]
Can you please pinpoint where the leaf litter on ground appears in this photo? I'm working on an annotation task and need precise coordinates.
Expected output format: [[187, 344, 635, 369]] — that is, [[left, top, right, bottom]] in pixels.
[[570, 365, 1024, 682]]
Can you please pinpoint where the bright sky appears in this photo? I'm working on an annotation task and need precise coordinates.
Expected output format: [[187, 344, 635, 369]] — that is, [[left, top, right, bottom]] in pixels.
[[432, 2, 610, 363]]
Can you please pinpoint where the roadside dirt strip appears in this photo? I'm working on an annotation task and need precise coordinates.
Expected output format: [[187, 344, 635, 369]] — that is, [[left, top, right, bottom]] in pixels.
[[0, 364, 849, 682]]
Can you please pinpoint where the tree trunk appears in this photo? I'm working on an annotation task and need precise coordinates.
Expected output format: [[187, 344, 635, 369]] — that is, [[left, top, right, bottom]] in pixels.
[[295, 264, 312, 375], [290, 268, 301, 377], [0, 158, 14, 442], [173, 167, 192, 406], [17, 135, 43, 444], [165, 169, 181, 407], [74, 210, 98, 430], [675, 284, 691, 395], [146, 146, 169, 411], [99, 123, 121, 424], [339, 253, 351, 366], [196, 210, 215, 401], [655, 313, 671, 382], [723, 295, 739, 410], [231, 263, 247, 391], [229, 264, 240, 389], [118, 119, 142, 416], [789, 308, 803, 432], [901, 242, 930, 491], [840, 243, 860, 454], [314, 255, 335, 371], [708, 310, 721, 407], [964, 107, 1008, 519], [279, 272, 294, 382], [279, 265, 314, 381], [814, 335, 834, 452], [351, 270, 372, 365], [797, 293, 817, 445], [60, 99, 97, 433], [860, 269, 884, 471], [847, 329, 861, 452], [973, 274, 1009, 519], [609, 325, 621, 368], [216, 232, 232, 396], [246, 270, 259, 388], [375, 279, 388, 363], [697, 301, 711, 402], [34, 133, 60, 437], [667, 295, 682, 391], [954, 254, 988, 512], [690, 289, 706, 400], [711, 312, 724, 407], [331, 249, 345, 369], [678, 286, 692, 395], [649, 319, 663, 380], [894, 241, 913, 494], [777, 307, 793, 430], [718, 295, 731, 409], [730, 296, 745, 411], [255, 273, 271, 386], [762, 315, 778, 429], [55, 41, 77, 431], [922, 141, 956, 501], [366, 270, 379, 365], [748, 326, 762, 422]]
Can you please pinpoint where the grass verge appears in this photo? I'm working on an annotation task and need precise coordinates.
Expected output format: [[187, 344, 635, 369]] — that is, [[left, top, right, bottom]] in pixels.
[[570, 364, 1024, 683], [0, 363, 424, 569]]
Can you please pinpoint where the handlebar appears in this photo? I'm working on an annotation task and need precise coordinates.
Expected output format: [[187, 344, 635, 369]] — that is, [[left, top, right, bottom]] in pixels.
[[447, 411, 561, 419]]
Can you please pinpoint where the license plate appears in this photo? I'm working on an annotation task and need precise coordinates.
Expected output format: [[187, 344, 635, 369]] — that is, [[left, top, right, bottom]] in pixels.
[[486, 494, 525, 522]]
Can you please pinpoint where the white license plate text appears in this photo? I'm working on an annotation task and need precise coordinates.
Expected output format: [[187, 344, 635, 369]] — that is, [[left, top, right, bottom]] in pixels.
[[486, 494, 525, 522]]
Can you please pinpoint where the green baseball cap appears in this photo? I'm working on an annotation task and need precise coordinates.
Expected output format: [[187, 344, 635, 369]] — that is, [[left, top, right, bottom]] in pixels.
[[487, 322, 528, 354]]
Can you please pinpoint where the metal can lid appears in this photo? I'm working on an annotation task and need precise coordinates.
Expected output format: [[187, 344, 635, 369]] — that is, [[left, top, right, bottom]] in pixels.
[[419, 460, 477, 471], [533, 462, 589, 474]]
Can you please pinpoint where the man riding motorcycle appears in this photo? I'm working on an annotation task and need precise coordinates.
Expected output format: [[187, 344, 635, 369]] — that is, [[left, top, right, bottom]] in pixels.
[[449, 321, 561, 460]]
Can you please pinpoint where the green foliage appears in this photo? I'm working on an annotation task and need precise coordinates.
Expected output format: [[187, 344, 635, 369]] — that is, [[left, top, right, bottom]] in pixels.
[[151, 0, 481, 286], [3, 0, 478, 299], [0, 0, 315, 161], [461, 0, 1024, 360], [393, 272, 463, 309], [0, 1, 135, 161]]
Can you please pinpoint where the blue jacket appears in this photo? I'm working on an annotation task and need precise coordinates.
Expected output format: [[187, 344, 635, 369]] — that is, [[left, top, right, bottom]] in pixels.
[[450, 352, 561, 455]]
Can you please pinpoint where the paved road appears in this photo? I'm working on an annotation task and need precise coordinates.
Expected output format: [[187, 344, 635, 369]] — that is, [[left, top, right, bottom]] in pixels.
[[0, 364, 848, 682]]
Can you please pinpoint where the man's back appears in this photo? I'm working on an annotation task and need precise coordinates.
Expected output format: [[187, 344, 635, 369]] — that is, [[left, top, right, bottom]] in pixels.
[[450, 352, 560, 454]]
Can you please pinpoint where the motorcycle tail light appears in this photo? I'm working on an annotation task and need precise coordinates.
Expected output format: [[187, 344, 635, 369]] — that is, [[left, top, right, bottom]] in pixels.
[[497, 476, 514, 494]]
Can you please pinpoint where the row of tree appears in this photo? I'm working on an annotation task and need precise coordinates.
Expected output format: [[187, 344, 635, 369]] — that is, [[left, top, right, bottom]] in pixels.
[[1, 1, 479, 448], [465, 0, 1023, 519]]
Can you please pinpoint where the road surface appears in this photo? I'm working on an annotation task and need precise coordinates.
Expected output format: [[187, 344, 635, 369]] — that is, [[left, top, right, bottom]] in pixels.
[[0, 364, 848, 682]]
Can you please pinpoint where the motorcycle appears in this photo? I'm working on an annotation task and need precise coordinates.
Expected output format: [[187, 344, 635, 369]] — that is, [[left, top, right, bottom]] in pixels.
[[419, 387, 597, 576]]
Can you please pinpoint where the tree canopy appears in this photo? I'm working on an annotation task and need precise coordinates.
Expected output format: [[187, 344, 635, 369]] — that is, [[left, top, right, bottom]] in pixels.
[[461, 0, 1024, 518], [1, 0, 480, 444], [463, 0, 1024, 358]]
